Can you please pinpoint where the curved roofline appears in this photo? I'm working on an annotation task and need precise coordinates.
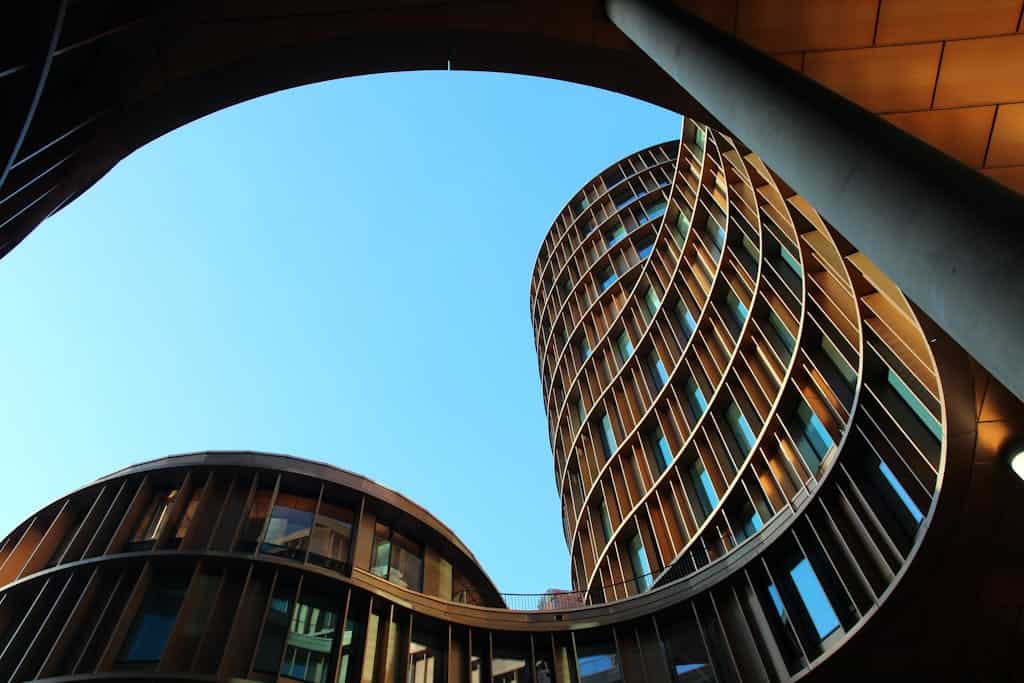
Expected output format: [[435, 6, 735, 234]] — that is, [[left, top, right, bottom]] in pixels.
[[89, 450, 505, 601], [528, 138, 681, 291]]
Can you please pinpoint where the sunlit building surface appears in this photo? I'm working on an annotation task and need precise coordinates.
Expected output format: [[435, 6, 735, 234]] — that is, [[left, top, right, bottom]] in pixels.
[[1, 121, 1023, 681]]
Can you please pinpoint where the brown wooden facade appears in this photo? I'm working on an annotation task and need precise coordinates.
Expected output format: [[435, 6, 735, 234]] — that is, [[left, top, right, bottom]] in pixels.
[[2, 1, 1024, 675]]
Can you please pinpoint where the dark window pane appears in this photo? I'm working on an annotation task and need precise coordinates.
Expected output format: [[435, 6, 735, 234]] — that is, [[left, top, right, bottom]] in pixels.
[[262, 493, 316, 559], [118, 571, 189, 665], [281, 591, 338, 683], [389, 531, 423, 591], [309, 501, 353, 570], [576, 630, 623, 683], [254, 580, 296, 672], [658, 607, 715, 683], [370, 523, 391, 578]]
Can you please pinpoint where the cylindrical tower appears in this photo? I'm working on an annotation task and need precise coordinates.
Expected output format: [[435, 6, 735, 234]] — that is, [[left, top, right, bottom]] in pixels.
[[0, 122, 1022, 683], [528, 117, 1001, 615]]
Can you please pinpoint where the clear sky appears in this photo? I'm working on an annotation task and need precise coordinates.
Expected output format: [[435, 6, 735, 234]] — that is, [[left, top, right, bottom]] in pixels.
[[0, 71, 680, 593]]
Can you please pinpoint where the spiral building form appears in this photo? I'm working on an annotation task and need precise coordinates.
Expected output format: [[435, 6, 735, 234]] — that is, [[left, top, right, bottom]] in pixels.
[[0, 120, 1022, 683]]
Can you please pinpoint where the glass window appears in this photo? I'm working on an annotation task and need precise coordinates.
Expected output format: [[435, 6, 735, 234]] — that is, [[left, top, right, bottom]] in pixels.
[[766, 310, 795, 356], [767, 582, 786, 617], [369, 523, 391, 579], [739, 236, 758, 275], [821, 335, 856, 388], [606, 223, 627, 248], [493, 634, 533, 683], [237, 483, 274, 552], [676, 301, 697, 340], [628, 534, 653, 593], [726, 402, 757, 452], [636, 237, 656, 259], [658, 607, 712, 682], [615, 330, 634, 363], [452, 572, 483, 605], [262, 492, 316, 559], [694, 125, 707, 150], [577, 632, 623, 683], [736, 500, 763, 541], [790, 558, 840, 639], [690, 459, 718, 517], [683, 377, 707, 422], [409, 620, 446, 683], [779, 243, 803, 278], [673, 211, 690, 250], [309, 500, 353, 570], [648, 351, 669, 391], [570, 469, 584, 508], [390, 531, 423, 591], [172, 487, 202, 546], [578, 336, 591, 363], [118, 571, 188, 665], [878, 459, 924, 523], [725, 291, 749, 329], [649, 426, 673, 474], [337, 611, 364, 683], [129, 490, 177, 549], [645, 200, 667, 221], [612, 188, 634, 209], [886, 368, 942, 441], [370, 523, 424, 592], [643, 287, 660, 318], [254, 580, 296, 672], [598, 496, 613, 544], [576, 396, 587, 429], [598, 267, 618, 292], [280, 592, 338, 682], [789, 401, 833, 472], [704, 218, 725, 259], [598, 412, 617, 459]]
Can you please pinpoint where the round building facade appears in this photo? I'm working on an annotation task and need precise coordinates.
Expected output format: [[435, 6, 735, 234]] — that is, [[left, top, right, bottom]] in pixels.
[[0, 121, 1022, 682]]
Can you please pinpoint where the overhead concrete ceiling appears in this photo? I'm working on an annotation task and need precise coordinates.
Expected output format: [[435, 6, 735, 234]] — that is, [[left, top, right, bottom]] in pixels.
[[677, 0, 1024, 193], [2, 0, 1020, 259]]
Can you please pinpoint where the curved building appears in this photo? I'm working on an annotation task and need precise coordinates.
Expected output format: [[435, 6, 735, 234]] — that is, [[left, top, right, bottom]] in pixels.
[[0, 121, 1023, 682]]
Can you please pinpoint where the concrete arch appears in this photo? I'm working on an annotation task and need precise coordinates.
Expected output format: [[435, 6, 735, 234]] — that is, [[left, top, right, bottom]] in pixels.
[[0, 0, 714, 257]]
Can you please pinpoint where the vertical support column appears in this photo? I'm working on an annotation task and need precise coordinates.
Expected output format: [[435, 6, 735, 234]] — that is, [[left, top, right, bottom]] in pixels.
[[606, 0, 1024, 403]]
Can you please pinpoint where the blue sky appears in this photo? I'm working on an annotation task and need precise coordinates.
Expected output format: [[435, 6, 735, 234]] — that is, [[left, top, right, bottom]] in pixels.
[[0, 71, 680, 593]]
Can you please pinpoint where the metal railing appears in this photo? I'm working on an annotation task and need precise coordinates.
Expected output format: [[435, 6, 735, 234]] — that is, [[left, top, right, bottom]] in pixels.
[[492, 567, 666, 611]]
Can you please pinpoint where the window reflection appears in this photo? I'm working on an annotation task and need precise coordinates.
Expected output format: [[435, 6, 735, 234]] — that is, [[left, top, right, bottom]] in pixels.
[[263, 493, 316, 560], [409, 619, 445, 683], [254, 577, 298, 673], [337, 608, 364, 683], [118, 570, 189, 667], [725, 403, 757, 453], [493, 633, 533, 682], [309, 500, 353, 570], [128, 489, 177, 551], [237, 482, 275, 552], [370, 523, 423, 591], [648, 425, 672, 474], [788, 401, 833, 472], [628, 534, 653, 593], [690, 459, 718, 518], [280, 591, 338, 683], [655, 606, 712, 679], [576, 631, 623, 683], [171, 486, 202, 547]]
